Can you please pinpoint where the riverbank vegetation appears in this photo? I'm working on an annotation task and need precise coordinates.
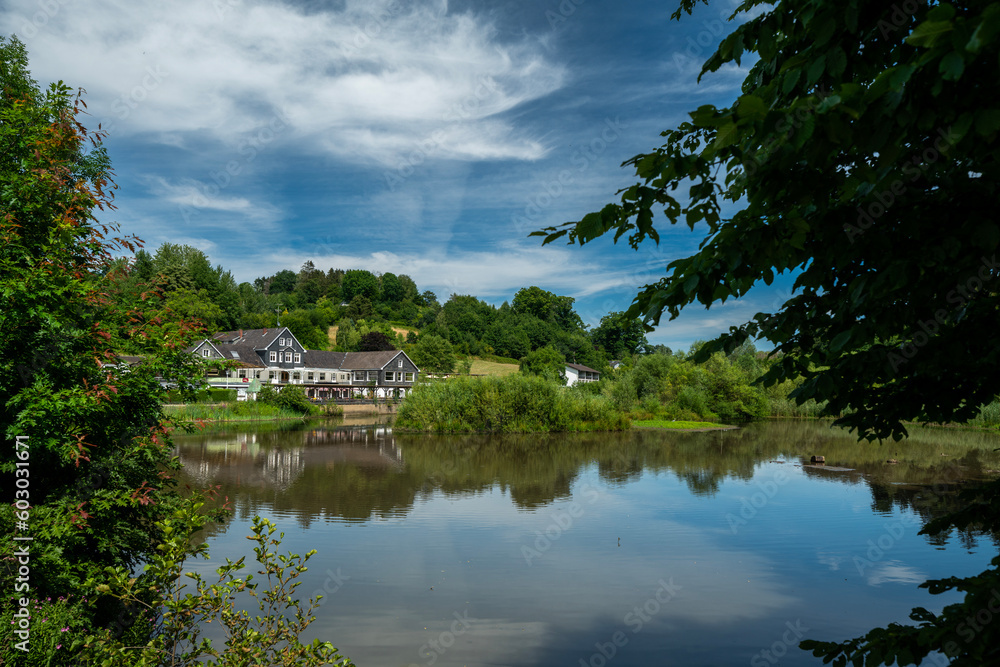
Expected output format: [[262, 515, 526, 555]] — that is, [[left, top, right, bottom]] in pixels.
[[395, 374, 629, 433], [0, 37, 351, 666]]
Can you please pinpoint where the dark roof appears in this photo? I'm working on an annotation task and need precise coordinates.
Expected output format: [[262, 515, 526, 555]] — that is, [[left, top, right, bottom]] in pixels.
[[302, 350, 347, 369], [212, 327, 290, 350], [566, 363, 600, 374], [188, 333, 420, 372], [217, 343, 266, 368], [343, 350, 406, 369]]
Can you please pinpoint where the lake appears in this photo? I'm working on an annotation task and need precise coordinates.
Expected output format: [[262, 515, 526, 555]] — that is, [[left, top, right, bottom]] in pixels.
[[174, 420, 1000, 666]]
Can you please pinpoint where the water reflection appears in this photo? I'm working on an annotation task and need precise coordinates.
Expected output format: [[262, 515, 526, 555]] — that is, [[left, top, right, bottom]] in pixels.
[[174, 421, 1000, 666]]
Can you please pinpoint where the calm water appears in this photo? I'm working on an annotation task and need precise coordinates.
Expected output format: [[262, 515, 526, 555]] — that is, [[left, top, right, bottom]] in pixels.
[[174, 421, 1000, 666]]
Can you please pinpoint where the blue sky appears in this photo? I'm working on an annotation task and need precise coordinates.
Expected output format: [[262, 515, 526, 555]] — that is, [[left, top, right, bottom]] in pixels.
[[1, 0, 796, 351]]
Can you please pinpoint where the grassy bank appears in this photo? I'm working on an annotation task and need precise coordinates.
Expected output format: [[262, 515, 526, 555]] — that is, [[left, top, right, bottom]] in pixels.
[[633, 419, 733, 430], [165, 401, 343, 422], [396, 374, 629, 433]]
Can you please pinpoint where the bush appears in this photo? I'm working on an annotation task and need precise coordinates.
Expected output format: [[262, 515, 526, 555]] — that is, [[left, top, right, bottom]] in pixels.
[[257, 384, 316, 415], [396, 374, 629, 432]]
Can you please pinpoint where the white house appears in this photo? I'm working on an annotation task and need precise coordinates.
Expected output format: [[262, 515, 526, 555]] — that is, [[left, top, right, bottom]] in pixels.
[[565, 362, 600, 386]]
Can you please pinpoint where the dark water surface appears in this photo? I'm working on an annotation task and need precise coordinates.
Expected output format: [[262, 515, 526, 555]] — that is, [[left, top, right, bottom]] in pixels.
[[174, 421, 1000, 666]]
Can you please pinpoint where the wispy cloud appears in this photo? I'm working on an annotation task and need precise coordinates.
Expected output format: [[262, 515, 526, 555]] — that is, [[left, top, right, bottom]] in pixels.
[[2, 0, 564, 165]]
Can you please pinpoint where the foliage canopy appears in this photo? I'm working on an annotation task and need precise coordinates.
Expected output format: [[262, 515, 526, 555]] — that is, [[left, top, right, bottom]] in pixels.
[[535, 0, 1000, 443]]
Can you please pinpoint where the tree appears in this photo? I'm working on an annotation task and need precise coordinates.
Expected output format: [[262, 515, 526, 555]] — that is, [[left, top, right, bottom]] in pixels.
[[341, 269, 379, 303], [536, 0, 1000, 443], [592, 311, 649, 359], [359, 331, 396, 352], [519, 346, 567, 384], [410, 334, 456, 373], [346, 293, 373, 320], [379, 272, 403, 304], [534, 1, 1000, 663], [0, 35, 204, 632]]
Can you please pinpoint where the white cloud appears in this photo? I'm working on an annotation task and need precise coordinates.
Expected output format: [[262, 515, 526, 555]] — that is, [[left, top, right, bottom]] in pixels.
[[864, 561, 926, 587], [2, 0, 564, 165], [144, 176, 284, 229]]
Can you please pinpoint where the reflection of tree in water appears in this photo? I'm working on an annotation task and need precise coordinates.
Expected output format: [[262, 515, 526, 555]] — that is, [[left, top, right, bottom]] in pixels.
[[174, 421, 1000, 531]]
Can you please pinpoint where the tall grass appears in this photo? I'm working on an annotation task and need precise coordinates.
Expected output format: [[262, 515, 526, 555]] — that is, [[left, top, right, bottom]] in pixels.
[[970, 400, 1000, 429], [164, 401, 341, 422], [395, 374, 629, 433]]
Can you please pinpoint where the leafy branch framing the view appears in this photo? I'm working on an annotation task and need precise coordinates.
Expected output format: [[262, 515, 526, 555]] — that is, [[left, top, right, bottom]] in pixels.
[[534, 0, 1000, 443], [78, 492, 354, 667], [534, 0, 1000, 663]]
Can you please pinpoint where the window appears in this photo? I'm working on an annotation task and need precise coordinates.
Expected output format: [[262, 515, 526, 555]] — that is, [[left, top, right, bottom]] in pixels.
[[308, 372, 314, 380], [285, 352, 292, 362], [294, 353, 301, 363], [238, 370, 246, 378], [319, 373, 325, 381], [405, 372, 414, 382], [279, 337, 285, 346], [202, 348, 210, 357], [255, 372, 261, 378], [385, 372, 395, 382], [398, 360, 403, 368], [293, 372, 300, 380], [268, 371, 276, 379], [269, 351, 277, 363], [353, 371, 365, 382]]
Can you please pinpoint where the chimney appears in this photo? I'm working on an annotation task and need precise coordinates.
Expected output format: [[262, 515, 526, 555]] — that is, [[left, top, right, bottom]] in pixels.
[[239, 329, 243, 341]]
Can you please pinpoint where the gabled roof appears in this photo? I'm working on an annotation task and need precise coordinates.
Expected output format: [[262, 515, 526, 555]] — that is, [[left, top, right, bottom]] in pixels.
[[343, 350, 408, 370], [302, 350, 347, 369], [566, 362, 600, 374], [212, 327, 301, 350], [217, 343, 266, 368]]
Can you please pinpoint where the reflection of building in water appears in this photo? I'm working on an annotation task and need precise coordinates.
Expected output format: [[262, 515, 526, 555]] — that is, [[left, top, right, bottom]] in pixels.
[[176, 427, 403, 493], [300, 427, 403, 469]]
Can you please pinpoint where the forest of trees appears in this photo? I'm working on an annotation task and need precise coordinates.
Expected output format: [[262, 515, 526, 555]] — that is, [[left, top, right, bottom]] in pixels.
[[115, 243, 651, 374]]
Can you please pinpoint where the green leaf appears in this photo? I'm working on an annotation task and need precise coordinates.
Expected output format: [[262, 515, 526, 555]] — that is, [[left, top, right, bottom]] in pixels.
[[906, 20, 954, 48], [830, 329, 852, 353], [807, 54, 827, 84], [713, 120, 740, 149], [737, 94, 767, 121], [683, 274, 700, 294], [939, 51, 965, 80]]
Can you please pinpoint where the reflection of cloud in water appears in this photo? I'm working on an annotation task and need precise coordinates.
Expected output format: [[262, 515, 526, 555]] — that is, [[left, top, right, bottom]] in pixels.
[[864, 560, 926, 587], [817, 550, 846, 571], [313, 612, 549, 667]]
